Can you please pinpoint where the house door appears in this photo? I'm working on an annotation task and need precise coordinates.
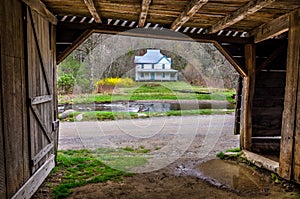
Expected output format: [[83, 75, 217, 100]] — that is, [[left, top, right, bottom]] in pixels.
[[26, 7, 58, 174], [151, 72, 155, 80]]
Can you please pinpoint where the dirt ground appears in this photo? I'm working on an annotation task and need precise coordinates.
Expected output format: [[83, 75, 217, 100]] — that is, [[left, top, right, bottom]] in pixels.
[[34, 114, 300, 198]]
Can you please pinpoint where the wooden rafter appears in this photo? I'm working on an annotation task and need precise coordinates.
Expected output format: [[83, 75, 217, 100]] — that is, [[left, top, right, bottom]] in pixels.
[[249, 13, 289, 43], [206, 0, 276, 34], [138, 0, 151, 27], [83, 0, 102, 23], [171, 0, 208, 30]]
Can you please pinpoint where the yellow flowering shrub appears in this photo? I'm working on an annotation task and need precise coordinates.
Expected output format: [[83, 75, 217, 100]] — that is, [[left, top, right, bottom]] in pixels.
[[95, 77, 135, 93]]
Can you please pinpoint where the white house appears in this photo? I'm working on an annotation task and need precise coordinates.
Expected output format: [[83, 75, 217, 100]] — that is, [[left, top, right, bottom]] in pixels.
[[135, 49, 178, 81]]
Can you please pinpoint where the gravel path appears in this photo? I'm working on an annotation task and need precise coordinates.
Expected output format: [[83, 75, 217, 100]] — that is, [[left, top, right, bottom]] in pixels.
[[58, 114, 239, 163]]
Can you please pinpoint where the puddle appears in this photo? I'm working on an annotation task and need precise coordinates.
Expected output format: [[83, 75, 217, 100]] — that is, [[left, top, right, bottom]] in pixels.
[[192, 159, 269, 196]]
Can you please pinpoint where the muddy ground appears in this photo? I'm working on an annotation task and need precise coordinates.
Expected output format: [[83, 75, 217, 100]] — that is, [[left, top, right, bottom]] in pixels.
[[34, 114, 300, 198]]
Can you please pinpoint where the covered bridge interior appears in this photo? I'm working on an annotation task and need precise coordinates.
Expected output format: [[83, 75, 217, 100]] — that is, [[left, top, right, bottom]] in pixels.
[[1, 0, 300, 198]]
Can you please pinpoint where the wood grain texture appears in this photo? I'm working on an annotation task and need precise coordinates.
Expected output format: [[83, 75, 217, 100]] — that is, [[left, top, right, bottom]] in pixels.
[[250, 13, 289, 43], [21, 0, 57, 24], [11, 155, 55, 199], [279, 9, 300, 181], [241, 43, 256, 150], [292, 9, 300, 183], [206, 0, 276, 34], [83, 0, 102, 23], [1, 0, 30, 197], [26, 7, 56, 175], [171, 0, 208, 30], [138, 0, 151, 27]]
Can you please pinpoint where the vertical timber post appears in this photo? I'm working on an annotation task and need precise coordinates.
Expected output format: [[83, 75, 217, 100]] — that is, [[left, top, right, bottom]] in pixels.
[[279, 9, 300, 182], [241, 44, 256, 150], [234, 76, 243, 135]]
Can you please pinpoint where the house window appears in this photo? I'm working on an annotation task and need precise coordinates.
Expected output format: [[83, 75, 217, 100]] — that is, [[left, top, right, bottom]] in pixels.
[[141, 64, 144, 69], [152, 64, 154, 69], [141, 72, 144, 78], [162, 64, 165, 69], [162, 72, 165, 78]]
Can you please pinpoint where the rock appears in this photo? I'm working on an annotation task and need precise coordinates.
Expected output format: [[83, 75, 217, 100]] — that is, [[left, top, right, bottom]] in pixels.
[[76, 114, 83, 121], [59, 109, 76, 119], [137, 113, 148, 118]]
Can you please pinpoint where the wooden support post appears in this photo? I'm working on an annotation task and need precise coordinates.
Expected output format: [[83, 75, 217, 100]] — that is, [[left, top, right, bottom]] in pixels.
[[241, 44, 256, 150], [234, 76, 243, 135], [279, 9, 300, 182]]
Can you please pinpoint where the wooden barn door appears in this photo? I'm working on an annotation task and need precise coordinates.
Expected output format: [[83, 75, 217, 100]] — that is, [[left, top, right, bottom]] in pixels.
[[25, 7, 58, 174]]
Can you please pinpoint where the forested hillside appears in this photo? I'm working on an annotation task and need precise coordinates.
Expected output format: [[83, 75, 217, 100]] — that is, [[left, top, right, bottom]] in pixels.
[[58, 33, 239, 94]]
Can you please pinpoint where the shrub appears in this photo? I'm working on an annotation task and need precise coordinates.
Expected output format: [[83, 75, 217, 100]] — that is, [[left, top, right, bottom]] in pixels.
[[95, 77, 135, 93], [57, 74, 75, 94]]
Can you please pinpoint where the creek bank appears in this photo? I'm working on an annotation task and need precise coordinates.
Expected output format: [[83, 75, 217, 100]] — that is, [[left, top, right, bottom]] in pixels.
[[58, 100, 235, 113]]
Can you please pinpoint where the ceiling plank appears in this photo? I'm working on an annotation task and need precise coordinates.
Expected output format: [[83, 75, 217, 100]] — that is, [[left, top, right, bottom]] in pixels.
[[138, 0, 152, 27], [83, 0, 102, 23], [171, 0, 208, 30], [249, 13, 289, 43], [206, 0, 276, 34], [21, 0, 57, 24]]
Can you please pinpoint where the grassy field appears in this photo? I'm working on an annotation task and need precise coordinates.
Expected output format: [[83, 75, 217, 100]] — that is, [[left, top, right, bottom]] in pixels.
[[59, 82, 236, 104], [48, 148, 150, 198]]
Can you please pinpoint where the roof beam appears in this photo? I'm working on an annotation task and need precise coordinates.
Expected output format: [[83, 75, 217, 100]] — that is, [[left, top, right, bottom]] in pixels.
[[138, 0, 151, 27], [206, 0, 276, 34], [58, 21, 252, 44], [171, 0, 208, 30], [249, 13, 289, 43], [83, 0, 102, 23]]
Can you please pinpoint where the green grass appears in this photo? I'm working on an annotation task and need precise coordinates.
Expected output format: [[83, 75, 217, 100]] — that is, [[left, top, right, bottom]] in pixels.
[[50, 148, 149, 198], [59, 82, 236, 104], [59, 109, 235, 122], [225, 148, 241, 153]]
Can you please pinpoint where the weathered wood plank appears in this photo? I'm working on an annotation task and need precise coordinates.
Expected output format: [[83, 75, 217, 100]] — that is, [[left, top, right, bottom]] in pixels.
[[11, 155, 55, 199], [31, 95, 52, 105], [138, 0, 151, 27], [32, 142, 54, 166], [206, 0, 276, 34], [1, 0, 31, 197], [249, 12, 289, 43], [0, 41, 7, 199], [243, 150, 279, 172], [234, 76, 243, 135], [279, 9, 300, 181], [83, 0, 102, 23], [21, 0, 57, 24], [292, 9, 300, 184], [30, 99, 52, 143], [241, 43, 256, 150], [28, 9, 52, 95], [171, 0, 208, 30]]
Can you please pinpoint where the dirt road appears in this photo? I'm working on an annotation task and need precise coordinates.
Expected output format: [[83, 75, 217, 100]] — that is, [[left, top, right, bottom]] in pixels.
[[35, 114, 299, 198]]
